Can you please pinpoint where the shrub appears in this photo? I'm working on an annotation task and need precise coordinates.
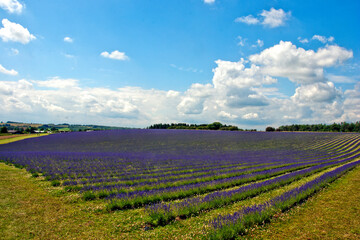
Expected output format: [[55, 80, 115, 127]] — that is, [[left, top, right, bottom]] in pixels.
[[51, 180, 61, 187], [83, 191, 96, 201], [32, 172, 39, 178]]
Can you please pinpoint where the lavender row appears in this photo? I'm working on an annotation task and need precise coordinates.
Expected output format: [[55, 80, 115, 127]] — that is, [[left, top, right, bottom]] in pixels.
[[80, 153, 347, 194], [145, 155, 358, 226], [104, 159, 339, 210], [94, 146, 360, 196], [208, 159, 360, 239]]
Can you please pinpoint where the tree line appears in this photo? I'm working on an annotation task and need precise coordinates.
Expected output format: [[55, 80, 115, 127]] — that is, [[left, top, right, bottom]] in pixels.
[[147, 122, 258, 131], [267, 122, 360, 132]]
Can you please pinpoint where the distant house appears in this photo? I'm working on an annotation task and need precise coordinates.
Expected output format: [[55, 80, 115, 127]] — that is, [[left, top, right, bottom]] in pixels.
[[34, 130, 45, 133], [8, 130, 21, 134]]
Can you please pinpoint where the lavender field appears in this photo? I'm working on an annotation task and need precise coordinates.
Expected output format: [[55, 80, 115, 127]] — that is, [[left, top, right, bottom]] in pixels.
[[1, 130, 359, 239]]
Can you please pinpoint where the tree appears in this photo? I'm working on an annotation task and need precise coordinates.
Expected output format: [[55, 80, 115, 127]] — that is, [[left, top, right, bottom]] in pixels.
[[207, 122, 223, 130], [0, 126, 8, 133], [265, 126, 275, 132]]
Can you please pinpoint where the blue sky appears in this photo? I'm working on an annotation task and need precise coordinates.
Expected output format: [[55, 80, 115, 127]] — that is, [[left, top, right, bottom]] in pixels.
[[0, 0, 359, 129]]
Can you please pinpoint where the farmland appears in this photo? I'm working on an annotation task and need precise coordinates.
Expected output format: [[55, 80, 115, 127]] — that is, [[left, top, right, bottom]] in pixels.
[[0, 130, 360, 239]]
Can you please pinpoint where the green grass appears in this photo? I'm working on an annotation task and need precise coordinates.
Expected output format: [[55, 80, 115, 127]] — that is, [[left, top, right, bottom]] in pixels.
[[238, 165, 360, 240], [0, 135, 359, 239], [1, 162, 359, 239]]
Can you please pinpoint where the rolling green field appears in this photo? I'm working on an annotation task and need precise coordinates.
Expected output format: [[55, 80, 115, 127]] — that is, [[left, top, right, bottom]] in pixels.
[[0, 131, 359, 239]]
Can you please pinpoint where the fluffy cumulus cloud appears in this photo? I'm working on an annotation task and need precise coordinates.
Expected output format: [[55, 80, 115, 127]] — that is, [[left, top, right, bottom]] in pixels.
[[0, 78, 182, 126], [343, 83, 360, 120], [0, 0, 23, 14], [260, 8, 291, 28], [0, 19, 36, 44], [177, 83, 213, 114], [218, 111, 237, 119], [211, 59, 276, 109], [292, 82, 342, 103], [249, 41, 353, 84], [0, 64, 18, 75], [0, 41, 357, 129], [101, 50, 129, 60], [235, 8, 291, 28], [242, 112, 259, 120]]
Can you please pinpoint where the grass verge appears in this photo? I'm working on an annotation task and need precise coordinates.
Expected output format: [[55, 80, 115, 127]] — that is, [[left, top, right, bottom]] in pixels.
[[0, 134, 50, 145]]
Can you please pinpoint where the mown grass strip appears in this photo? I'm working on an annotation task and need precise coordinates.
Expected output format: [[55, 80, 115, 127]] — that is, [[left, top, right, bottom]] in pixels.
[[145, 158, 353, 227], [105, 162, 330, 210], [0, 134, 50, 145], [246, 165, 360, 240], [206, 160, 360, 240]]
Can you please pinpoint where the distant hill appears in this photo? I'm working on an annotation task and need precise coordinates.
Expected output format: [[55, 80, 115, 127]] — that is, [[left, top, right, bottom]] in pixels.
[[0, 121, 132, 132]]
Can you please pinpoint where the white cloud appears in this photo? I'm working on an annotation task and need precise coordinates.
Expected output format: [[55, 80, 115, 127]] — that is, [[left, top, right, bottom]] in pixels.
[[0, 19, 36, 44], [11, 48, 19, 55], [170, 64, 202, 73], [328, 36, 335, 42], [0, 0, 23, 14], [166, 90, 180, 98], [0, 64, 18, 75], [312, 35, 334, 43], [235, 8, 290, 28], [0, 41, 356, 129], [343, 83, 360, 120], [63, 53, 75, 58], [237, 36, 246, 47], [298, 37, 309, 44], [249, 41, 353, 84], [326, 74, 356, 83], [177, 83, 213, 114], [212, 59, 276, 89], [101, 50, 129, 61], [32, 77, 79, 89], [257, 39, 264, 47], [252, 39, 264, 48], [211, 59, 275, 109], [260, 8, 291, 28], [292, 82, 342, 103], [204, 0, 215, 4], [235, 15, 260, 25], [0, 79, 178, 125], [218, 111, 238, 119], [64, 37, 73, 43], [242, 112, 259, 119]]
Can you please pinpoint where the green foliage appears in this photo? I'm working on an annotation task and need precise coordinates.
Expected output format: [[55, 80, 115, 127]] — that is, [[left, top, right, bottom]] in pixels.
[[31, 172, 39, 178], [83, 191, 96, 201], [266, 126, 276, 132], [0, 126, 8, 133], [50, 180, 61, 187], [278, 122, 360, 132], [148, 122, 241, 131]]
